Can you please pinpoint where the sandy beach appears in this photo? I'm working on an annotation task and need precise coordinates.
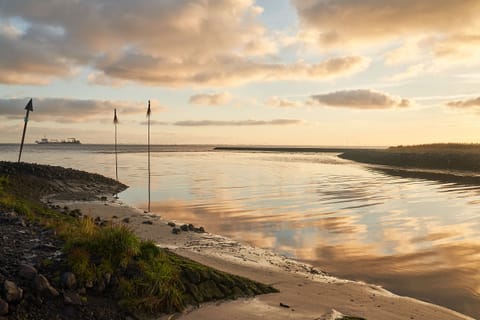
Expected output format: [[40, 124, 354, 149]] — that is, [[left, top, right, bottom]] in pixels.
[[53, 197, 474, 320]]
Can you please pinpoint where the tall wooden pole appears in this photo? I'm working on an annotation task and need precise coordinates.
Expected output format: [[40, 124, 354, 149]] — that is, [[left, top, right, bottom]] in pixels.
[[147, 100, 151, 212], [18, 99, 33, 163], [114, 109, 119, 181]]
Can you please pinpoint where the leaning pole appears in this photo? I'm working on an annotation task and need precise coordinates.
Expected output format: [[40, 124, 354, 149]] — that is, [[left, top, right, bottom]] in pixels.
[[18, 98, 33, 163]]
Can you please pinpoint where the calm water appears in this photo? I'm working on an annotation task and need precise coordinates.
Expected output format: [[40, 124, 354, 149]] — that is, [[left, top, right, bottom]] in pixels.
[[1, 144, 480, 318]]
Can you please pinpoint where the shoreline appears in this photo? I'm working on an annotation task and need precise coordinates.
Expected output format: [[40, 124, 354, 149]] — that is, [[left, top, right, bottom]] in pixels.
[[54, 197, 474, 320]]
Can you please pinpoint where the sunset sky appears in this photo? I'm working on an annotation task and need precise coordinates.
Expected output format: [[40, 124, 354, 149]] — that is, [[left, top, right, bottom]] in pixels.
[[1, 0, 480, 145]]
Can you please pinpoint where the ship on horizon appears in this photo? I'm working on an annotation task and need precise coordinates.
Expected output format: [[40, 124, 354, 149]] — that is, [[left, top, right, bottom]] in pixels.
[[35, 137, 81, 144]]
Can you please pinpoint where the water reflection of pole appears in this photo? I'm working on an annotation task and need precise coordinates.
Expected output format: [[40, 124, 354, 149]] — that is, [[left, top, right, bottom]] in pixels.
[[113, 108, 119, 182], [147, 100, 151, 212], [18, 99, 33, 163]]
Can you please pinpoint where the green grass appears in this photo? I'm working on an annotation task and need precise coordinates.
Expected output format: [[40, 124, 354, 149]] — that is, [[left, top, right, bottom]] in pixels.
[[0, 169, 278, 316], [62, 218, 187, 313]]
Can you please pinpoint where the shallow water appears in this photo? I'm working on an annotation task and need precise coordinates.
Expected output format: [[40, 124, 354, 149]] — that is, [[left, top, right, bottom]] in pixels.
[[1, 144, 479, 318]]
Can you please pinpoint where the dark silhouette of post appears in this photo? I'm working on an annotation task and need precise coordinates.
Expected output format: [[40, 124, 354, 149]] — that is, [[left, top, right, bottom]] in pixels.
[[18, 98, 33, 163], [113, 108, 119, 182], [147, 100, 151, 212]]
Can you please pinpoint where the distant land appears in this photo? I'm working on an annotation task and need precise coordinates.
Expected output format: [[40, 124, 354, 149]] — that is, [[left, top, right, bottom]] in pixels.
[[214, 146, 378, 153], [340, 143, 480, 173], [215, 144, 480, 174]]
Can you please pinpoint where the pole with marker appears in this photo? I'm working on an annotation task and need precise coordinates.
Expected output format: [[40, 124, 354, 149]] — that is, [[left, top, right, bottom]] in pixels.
[[18, 98, 33, 163], [114, 108, 119, 182], [147, 100, 151, 212]]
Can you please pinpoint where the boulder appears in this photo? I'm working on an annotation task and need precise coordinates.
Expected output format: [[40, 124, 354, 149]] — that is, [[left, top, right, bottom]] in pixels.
[[61, 272, 76, 289], [172, 227, 181, 234], [63, 292, 82, 306], [3, 280, 23, 303], [18, 264, 37, 281], [0, 298, 8, 316], [33, 274, 59, 298]]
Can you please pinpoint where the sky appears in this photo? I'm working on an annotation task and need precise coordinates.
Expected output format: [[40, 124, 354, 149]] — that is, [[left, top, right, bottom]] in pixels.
[[1, 0, 480, 145]]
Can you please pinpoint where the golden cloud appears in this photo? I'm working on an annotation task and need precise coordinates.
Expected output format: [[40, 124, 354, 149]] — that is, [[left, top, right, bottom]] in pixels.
[[0, 0, 369, 86], [292, 0, 480, 48], [292, 0, 480, 80], [174, 119, 302, 126], [0, 98, 150, 122], [446, 97, 480, 108], [189, 92, 232, 106], [309, 89, 411, 110], [265, 96, 302, 108]]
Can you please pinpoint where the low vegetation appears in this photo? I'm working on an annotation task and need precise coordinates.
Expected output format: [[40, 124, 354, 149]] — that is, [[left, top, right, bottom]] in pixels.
[[340, 143, 480, 172], [0, 162, 277, 316]]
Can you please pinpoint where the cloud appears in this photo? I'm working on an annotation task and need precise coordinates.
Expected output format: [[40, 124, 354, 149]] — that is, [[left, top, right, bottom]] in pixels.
[[265, 97, 302, 108], [292, 0, 480, 79], [189, 92, 232, 106], [139, 120, 170, 126], [174, 119, 302, 126], [0, 0, 368, 86], [446, 97, 480, 108], [0, 24, 77, 85], [0, 98, 150, 122], [292, 0, 480, 48], [94, 54, 369, 87], [309, 90, 411, 110]]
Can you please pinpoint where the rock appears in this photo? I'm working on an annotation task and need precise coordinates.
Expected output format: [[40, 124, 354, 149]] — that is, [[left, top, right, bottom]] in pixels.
[[100, 196, 107, 201], [194, 226, 206, 233], [63, 292, 82, 305], [142, 220, 153, 225], [33, 274, 59, 298], [3, 280, 23, 303], [180, 224, 188, 231], [188, 224, 195, 231], [77, 287, 86, 295], [19, 218, 27, 227], [167, 222, 176, 227], [172, 228, 181, 234], [280, 302, 290, 308], [0, 298, 8, 316], [104, 273, 111, 286], [85, 281, 93, 289], [122, 217, 130, 223], [18, 264, 37, 280], [61, 272, 76, 289], [112, 215, 118, 219]]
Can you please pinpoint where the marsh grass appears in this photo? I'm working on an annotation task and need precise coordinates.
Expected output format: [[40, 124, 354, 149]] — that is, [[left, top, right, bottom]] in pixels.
[[0, 170, 278, 316], [340, 143, 480, 172]]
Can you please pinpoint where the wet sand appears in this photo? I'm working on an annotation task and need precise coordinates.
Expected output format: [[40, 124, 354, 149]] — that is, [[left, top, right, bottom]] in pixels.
[[55, 198, 474, 320]]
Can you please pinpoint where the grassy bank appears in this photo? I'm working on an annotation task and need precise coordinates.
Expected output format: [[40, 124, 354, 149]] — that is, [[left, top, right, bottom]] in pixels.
[[0, 162, 277, 317], [340, 143, 480, 172]]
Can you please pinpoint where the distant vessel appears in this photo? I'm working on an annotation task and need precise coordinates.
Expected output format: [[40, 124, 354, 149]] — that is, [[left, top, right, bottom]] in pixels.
[[35, 137, 81, 144]]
